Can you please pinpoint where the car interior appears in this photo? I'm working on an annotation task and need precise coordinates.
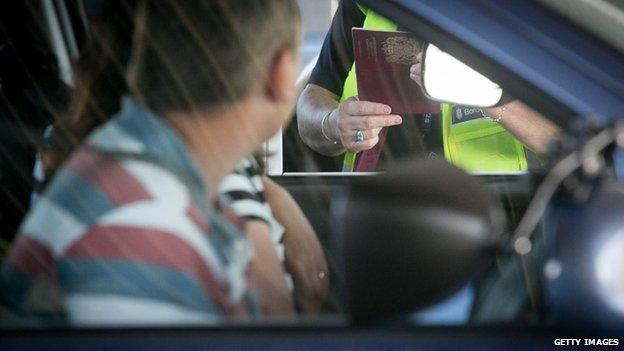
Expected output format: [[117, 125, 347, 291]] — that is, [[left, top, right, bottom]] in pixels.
[[1, 0, 624, 348]]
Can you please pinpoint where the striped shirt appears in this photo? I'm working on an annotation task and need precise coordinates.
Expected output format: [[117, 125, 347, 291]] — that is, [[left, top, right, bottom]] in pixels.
[[1, 98, 254, 326], [219, 158, 293, 290], [219, 157, 285, 259]]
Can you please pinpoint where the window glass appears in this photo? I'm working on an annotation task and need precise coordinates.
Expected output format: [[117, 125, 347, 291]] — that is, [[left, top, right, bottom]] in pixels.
[[281, 1, 569, 328], [0, 0, 570, 332], [285, 3, 564, 174]]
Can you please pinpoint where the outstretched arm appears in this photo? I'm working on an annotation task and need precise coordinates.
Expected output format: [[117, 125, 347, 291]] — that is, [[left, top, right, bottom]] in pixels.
[[484, 101, 562, 156], [245, 221, 296, 316], [262, 176, 329, 314], [410, 59, 562, 156], [297, 84, 402, 156]]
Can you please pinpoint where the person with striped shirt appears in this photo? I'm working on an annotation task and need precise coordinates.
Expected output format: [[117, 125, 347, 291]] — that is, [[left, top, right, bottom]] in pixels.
[[220, 158, 329, 314], [1, 0, 302, 325], [220, 158, 292, 288]]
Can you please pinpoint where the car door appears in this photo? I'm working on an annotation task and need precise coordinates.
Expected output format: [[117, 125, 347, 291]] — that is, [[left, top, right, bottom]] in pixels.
[[2, 0, 624, 347], [275, 0, 624, 324]]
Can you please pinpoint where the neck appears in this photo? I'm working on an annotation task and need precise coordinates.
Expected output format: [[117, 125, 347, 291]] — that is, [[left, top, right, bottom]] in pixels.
[[166, 100, 264, 197]]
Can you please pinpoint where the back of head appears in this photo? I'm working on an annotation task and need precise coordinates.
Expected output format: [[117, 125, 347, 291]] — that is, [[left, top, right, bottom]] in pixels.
[[128, 0, 301, 115], [45, 0, 300, 178]]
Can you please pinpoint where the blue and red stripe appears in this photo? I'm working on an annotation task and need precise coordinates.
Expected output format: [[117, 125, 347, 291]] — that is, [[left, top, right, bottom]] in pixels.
[[5, 234, 55, 279], [66, 149, 152, 206], [63, 225, 244, 315]]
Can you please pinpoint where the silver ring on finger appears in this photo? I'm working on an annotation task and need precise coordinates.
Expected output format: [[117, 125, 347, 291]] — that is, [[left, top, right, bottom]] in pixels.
[[355, 130, 364, 143]]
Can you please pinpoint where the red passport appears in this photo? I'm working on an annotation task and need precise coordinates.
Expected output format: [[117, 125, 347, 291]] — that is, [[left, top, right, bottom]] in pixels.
[[352, 28, 439, 115]]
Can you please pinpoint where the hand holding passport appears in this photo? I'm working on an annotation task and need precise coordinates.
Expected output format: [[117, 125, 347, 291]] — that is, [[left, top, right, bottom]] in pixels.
[[352, 28, 439, 115], [343, 29, 439, 172]]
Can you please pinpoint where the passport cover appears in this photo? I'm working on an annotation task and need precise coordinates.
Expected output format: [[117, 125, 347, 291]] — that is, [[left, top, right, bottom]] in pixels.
[[352, 28, 439, 115]]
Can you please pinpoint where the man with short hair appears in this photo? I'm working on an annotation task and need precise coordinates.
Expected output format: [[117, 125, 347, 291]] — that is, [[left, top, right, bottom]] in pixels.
[[2, 0, 301, 325]]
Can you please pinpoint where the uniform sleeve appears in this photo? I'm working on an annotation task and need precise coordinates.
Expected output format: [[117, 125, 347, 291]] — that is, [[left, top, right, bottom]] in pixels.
[[308, 0, 366, 96]]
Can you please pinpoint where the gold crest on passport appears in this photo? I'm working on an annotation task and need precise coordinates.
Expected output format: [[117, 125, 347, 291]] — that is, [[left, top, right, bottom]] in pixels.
[[381, 36, 421, 65]]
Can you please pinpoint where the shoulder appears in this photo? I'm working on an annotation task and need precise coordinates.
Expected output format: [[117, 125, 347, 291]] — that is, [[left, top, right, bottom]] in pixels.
[[22, 152, 198, 256], [47, 149, 191, 222], [348, 1, 367, 15], [329, 0, 367, 32]]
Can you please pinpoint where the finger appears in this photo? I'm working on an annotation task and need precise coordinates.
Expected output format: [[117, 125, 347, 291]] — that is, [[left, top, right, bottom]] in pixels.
[[346, 136, 380, 153], [346, 115, 402, 130], [342, 100, 391, 116], [410, 72, 421, 83], [416, 52, 422, 62]]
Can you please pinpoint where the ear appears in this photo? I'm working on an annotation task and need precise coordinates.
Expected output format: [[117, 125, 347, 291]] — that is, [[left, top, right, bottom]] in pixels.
[[266, 49, 299, 104]]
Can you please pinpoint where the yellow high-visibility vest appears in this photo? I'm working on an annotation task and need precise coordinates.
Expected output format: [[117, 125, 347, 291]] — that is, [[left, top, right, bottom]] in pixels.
[[340, 4, 527, 173]]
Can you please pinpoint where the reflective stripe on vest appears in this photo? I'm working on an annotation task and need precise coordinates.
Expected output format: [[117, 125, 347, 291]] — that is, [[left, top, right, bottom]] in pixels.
[[340, 4, 527, 173]]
